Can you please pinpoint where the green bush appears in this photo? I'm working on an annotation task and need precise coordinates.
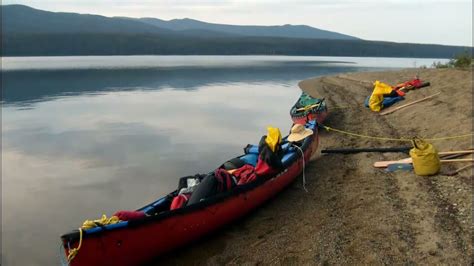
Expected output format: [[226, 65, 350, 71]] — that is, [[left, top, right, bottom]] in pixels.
[[432, 52, 472, 69], [453, 52, 472, 68]]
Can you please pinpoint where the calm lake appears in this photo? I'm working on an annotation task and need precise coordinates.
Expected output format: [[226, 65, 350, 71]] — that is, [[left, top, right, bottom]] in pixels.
[[1, 55, 445, 265]]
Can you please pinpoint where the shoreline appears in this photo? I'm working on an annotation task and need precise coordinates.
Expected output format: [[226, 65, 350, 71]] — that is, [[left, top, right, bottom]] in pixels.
[[161, 68, 472, 265]]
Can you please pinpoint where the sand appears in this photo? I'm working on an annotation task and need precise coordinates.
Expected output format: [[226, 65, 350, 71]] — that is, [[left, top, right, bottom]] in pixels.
[[159, 68, 472, 265]]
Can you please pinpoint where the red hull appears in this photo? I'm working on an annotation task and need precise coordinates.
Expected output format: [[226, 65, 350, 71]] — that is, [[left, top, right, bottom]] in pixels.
[[65, 134, 319, 266], [291, 110, 328, 125]]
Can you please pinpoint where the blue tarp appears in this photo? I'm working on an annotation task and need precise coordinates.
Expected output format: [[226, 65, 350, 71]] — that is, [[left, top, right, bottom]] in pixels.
[[364, 96, 404, 110]]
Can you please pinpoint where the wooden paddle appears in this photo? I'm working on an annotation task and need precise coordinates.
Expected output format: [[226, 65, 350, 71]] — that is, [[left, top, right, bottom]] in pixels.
[[373, 150, 474, 168], [374, 158, 411, 168], [296, 103, 321, 112], [379, 92, 441, 116], [375, 158, 473, 168], [441, 153, 473, 160], [437, 150, 474, 155]]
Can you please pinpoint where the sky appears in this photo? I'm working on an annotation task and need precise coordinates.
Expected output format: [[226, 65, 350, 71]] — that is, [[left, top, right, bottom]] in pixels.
[[3, 0, 473, 46]]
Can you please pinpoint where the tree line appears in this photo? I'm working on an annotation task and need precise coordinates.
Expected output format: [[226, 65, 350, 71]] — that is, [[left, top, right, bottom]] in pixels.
[[2, 33, 471, 58]]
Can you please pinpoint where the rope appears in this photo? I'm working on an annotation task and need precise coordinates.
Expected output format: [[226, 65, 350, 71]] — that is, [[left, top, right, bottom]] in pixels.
[[320, 125, 473, 142], [292, 144, 308, 192], [67, 228, 83, 262], [67, 214, 120, 263], [81, 214, 120, 230]]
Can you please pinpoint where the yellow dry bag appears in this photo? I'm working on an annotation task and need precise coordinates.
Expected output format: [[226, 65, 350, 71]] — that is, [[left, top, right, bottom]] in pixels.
[[409, 138, 440, 176], [369, 80, 393, 112]]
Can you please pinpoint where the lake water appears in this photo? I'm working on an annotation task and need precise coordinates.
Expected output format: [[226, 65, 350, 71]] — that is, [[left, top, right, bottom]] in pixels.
[[1, 55, 446, 265]]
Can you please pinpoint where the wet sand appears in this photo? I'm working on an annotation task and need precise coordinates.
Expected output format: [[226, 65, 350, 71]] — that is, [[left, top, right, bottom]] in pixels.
[[158, 68, 472, 265]]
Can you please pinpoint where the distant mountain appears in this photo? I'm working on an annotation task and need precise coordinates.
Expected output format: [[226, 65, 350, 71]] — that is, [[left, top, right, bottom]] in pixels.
[[1, 4, 358, 40], [1, 4, 471, 58], [1, 5, 176, 35], [138, 18, 359, 40]]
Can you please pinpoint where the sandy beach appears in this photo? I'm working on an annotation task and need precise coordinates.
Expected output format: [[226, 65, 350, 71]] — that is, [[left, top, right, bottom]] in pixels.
[[159, 68, 472, 265]]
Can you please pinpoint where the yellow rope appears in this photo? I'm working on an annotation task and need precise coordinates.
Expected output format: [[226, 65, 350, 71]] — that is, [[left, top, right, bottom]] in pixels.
[[67, 215, 120, 262], [67, 228, 83, 262], [321, 125, 473, 142], [81, 214, 120, 230]]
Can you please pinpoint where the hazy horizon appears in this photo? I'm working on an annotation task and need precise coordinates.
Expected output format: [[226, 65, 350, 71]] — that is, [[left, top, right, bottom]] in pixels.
[[2, 0, 472, 47]]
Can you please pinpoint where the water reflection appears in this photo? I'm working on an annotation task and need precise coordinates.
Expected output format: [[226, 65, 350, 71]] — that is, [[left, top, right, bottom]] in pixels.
[[2, 80, 318, 265], [2, 64, 366, 104]]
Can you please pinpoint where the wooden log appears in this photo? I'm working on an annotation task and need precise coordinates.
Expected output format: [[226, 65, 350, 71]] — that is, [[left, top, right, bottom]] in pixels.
[[379, 92, 441, 115]]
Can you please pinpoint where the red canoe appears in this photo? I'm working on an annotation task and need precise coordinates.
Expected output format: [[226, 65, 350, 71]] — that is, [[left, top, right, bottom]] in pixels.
[[290, 93, 328, 124], [61, 121, 320, 266]]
